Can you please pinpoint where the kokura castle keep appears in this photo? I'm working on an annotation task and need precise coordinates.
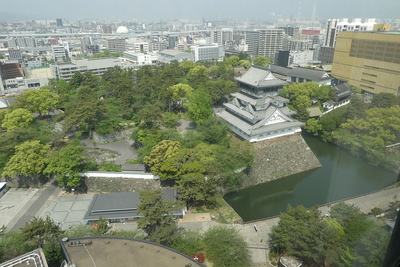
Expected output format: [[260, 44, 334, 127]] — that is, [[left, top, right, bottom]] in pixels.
[[217, 66, 304, 142]]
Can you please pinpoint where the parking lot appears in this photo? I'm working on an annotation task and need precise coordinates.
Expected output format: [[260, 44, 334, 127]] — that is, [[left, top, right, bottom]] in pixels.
[[0, 188, 38, 229]]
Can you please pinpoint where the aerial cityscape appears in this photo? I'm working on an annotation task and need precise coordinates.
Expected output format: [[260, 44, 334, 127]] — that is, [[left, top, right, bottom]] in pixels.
[[0, 1, 400, 266]]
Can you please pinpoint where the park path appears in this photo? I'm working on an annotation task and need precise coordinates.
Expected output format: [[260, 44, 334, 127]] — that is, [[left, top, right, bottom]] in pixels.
[[81, 139, 138, 165]]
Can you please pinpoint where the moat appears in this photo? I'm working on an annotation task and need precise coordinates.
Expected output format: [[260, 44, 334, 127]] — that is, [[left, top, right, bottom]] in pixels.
[[224, 135, 398, 221]]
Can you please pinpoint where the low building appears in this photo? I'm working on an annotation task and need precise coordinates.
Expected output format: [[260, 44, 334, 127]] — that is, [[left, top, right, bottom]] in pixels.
[[122, 51, 157, 67], [84, 189, 185, 224], [158, 50, 194, 63], [0, 248, 48, 267], [286, 67, 331, 86], [217, 66, 304, 142], [191, 45, 224, 62], [60, 237, 205, 267], [50, 57, 121, 82]]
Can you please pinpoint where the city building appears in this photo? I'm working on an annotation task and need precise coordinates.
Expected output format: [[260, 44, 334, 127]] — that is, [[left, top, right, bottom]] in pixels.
[[289, 50, 314, 66], [245, 29, 284, 60], [191, 45, 224, 62], [50, 57, 121, 81], [324, 18, 377, 48], [8, 48, 22, 60], [51, 45, 67, 60], [320, 18, 379, 64], [158, 50, 194, 63], [105, 38, 126, 53], [122, 51, 157, 67], [133, 42, 149, 53], [217, 66, 304, 142], [331, 31, 400, 96]]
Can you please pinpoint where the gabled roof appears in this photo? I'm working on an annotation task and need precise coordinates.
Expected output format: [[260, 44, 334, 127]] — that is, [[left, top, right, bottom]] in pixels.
[[288, 67, 331, 81], [235, 66, 286, 87], [267, 64, 292, 76]]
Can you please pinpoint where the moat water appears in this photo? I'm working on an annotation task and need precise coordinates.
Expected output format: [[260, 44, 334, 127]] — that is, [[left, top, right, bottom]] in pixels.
[[224, 135, 398, 221]]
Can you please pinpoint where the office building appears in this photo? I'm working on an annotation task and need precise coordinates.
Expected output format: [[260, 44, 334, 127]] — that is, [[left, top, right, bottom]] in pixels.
[[332, 31, 400, 96], [191, 45, 224, 62], [133, 42, 149, 53], [8, 48, 22, 60], [106, 38, 126, 53], [51, 45, 66, 59], [50, 57, 121, 82]]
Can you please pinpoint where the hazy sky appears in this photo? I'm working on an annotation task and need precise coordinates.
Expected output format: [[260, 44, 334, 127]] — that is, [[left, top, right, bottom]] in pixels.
[[2, 0, 400, 21]]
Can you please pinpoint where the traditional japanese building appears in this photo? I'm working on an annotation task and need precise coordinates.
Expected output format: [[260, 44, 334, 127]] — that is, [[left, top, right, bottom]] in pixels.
[[217, 66, 304, 142]]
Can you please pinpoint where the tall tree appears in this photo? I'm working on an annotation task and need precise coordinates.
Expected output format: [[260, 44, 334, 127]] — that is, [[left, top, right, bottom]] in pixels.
[[137, 190, 179, 246], [12, 89, 59, 116], [184, 89, 213, 125], [203, 226, 251, 267], [253, 55, 271, 67], [143, 140, 181, 177], [2, 140, 50, 179], [44, 140, 86, 188], [1, 108, 34, 132]]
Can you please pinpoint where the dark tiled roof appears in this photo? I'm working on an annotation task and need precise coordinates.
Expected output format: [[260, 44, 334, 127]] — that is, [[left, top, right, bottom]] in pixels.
[[235, 66, 286, 88], [288, 67, 330, 81], [122, 164, 145, 172]]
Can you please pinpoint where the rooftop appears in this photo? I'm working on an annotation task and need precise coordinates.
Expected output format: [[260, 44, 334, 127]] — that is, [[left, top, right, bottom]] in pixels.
[[61, 237, 205, 267]]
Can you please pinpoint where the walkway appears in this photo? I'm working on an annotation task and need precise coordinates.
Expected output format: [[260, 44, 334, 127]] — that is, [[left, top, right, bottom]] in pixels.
[[81, 139, 138, 165]]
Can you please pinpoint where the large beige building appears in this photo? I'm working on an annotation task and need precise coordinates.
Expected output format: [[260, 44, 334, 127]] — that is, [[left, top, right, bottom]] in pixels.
[[332, 31, 400, 96]]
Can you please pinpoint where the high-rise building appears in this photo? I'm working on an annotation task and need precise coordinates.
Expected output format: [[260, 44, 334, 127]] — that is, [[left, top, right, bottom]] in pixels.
[[245, 29, 284, 60], [331, 31, 400, 96], [324, 18, 377, 48], [56, 18, 63, 27], [257, 29, 284, 60]]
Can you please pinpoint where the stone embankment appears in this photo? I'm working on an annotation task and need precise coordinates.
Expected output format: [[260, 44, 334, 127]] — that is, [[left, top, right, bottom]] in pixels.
[[244, 133, 321, 187]]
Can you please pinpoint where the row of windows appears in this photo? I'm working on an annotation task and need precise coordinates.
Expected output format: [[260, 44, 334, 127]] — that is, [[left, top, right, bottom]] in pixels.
[[350, 39, 400, 64]]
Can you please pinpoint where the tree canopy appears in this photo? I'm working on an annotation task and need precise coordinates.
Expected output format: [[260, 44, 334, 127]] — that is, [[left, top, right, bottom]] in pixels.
[[2, 140, 50, 179], [137, 189, 179, 246]]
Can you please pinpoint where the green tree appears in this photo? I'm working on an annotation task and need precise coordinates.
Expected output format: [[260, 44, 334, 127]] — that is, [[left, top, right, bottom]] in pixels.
[[44, 140, 86, 188], [3, 140, 50, 179], [1, 108, 34, 132], [304, 118, 322, 136], [271, 205, 325, 265], [177, 172, 218, 207], [239, 59, 251, 69], [371, 92, 400, 108], [12, 89, 59, 116], [185, 89, 213, 125], [203, 226, 251, 267], [224, 55, 240, 67], [171, 230, 203, 255], [137, 189, 179, 246], [238, 52, 250, 61], [253, 55, 271, 67], [186, 65, 209, 88], [143, 140, 182, 178], [20, 216, 64, 248]]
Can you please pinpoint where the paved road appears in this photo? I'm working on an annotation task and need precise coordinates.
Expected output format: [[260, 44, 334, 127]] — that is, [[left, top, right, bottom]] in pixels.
[[81, 139, 138, 165], [7, 182, 61, 232]]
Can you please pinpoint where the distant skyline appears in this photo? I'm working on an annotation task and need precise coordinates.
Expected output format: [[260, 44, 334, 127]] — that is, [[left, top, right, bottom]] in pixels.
[[1, 0, 400, 22]]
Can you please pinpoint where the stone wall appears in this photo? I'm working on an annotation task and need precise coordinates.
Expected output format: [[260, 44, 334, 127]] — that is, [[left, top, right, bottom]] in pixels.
[[243, 133, 321, 187], [85, 176, 167, 193], [91, 129, 134, 144]]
